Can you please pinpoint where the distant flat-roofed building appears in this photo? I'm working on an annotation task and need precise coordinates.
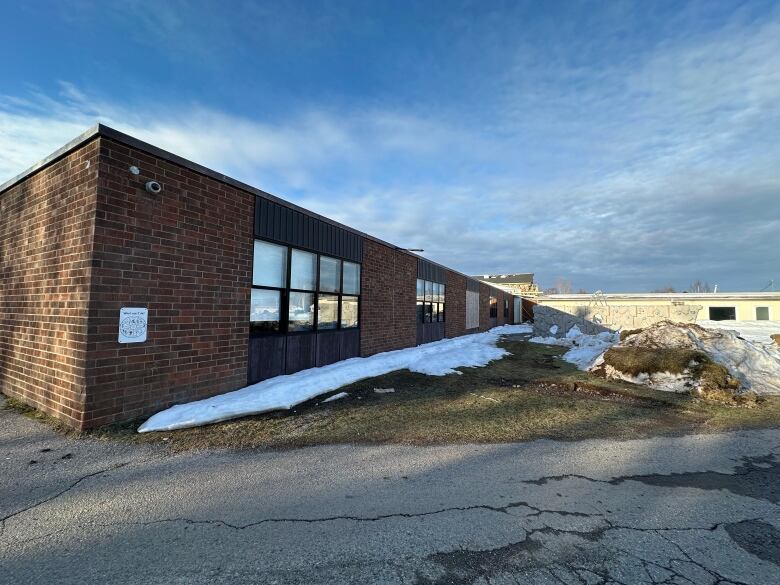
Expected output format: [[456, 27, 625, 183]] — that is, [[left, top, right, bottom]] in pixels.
[[472, 273, 539, 297]]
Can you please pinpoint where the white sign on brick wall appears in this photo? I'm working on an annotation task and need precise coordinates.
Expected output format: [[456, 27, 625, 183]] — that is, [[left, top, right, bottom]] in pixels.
[[118, 307, 148, 343]]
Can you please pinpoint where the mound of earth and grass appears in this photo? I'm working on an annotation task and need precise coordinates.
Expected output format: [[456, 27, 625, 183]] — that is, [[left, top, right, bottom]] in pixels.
[[591, 320, 780, 403]]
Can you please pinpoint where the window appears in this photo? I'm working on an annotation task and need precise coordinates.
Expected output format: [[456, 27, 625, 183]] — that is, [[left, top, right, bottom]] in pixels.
[[290, 249, 316, 290], [317, 294, 339, 329], [489, 296, 498, 318], [504, 299, 509, 319], [341, 296, 359, 328], [319, 256, 341, 293], [343, 262, 360, 294], [250, 289, 281, 331], [416, 279, 425, 323], [709, 306, 736, 321], [253, 240, 287, 287], [756, 307, 769, 320], [288, 292, 314, 331], [417, 278, 445, 323], [251, 239, 360, 333]]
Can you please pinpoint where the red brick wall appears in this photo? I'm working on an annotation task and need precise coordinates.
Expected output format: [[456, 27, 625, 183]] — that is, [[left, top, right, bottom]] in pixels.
[[0, 141, 99, 427], [81, 138, 253, 427], [445, 271, 466, 338], [360, 239, 416, 356]]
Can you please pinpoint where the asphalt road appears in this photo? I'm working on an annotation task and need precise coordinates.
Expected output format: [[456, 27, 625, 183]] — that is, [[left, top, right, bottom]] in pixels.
[[1, 403, 779, 585]]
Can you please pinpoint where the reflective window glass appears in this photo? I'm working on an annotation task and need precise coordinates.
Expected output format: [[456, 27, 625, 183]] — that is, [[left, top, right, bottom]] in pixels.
[[341, 296, 359, 328], [290, 249, 316, 290], [317, 294, 339, 329], [250, 289, 281, 331], [343, 262, 361, 295], [319, 256, 341, 293], [253, 240, 287, 287], [288, 292, 315, 331]]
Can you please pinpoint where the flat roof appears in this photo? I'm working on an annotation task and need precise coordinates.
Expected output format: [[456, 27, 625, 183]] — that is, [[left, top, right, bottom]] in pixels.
[[0, 123, 504, 289], [472, 273, 534, 284], [540, 292, 780, 301]]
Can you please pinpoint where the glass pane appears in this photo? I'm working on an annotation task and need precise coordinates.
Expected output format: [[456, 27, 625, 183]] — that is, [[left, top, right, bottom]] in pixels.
[[425, 280, 433, 302], [438, 303, 445, 322], [756, 307, 769, 320], [416, 300, 425, 323], [343, 262, 361, 295], [441, 284, 445, 302], [253, 240, 287, 288], [288, 292, 314, 331], [432, 303, 439, 322], [250, 289, 281, 331], [341, 296, 359, 328], [290, 249, 316, 290], [416, 279, 425, 301], [317, 293, 339, 329], [424, 302, 433, 323], [319, 256, 341, 293]]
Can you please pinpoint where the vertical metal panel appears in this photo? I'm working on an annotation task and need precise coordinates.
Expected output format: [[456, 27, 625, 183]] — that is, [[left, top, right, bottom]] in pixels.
[[316, 331, 342, 367], [417, 259, 445, 283], [340, 329, 360, 360], [248, 336, 286, 383], [254, 196, 362, 262], [285, 334, 317, 374]]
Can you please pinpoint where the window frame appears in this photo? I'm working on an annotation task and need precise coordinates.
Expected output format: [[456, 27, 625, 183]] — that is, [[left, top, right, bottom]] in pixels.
[[251, 239, 361, 335], [756, 306, 770, 321], [417, 278, 446, 324], [489, 295, 498, 319]]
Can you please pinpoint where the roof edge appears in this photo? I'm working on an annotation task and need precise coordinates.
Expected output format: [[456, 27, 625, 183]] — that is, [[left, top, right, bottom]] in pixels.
[[0, 123, 102, 194], [0, 123, 506, 289]]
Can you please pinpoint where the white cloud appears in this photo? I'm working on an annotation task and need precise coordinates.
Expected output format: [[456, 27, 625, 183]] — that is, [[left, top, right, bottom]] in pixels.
[[1, 10, 779, 292]]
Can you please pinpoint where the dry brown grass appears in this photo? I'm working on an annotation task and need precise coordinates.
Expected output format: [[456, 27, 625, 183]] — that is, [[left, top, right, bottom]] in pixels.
[[5, 338, 779, 451], [601, 345, 743, 404]]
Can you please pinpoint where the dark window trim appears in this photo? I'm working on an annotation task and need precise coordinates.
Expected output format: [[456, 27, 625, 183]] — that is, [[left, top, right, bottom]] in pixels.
[[417, 277, 446, 324], [252, 238, 361, 335]]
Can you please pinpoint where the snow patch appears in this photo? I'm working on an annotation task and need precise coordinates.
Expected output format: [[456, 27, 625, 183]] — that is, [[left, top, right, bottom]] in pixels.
[[529, 326, 619, 370], [322, 392, 348, 403], [138, 324, 533, 432]]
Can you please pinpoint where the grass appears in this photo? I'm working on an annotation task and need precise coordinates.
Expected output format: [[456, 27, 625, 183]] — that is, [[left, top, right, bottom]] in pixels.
[[601, 345, 745, 401], [7, 335, 773, 451]]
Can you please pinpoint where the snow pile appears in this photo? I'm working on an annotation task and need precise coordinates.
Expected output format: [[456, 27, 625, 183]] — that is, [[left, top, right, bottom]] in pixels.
[[529, 325, 620, 370], [697, 320, 780, 350], [138, 324, 533, 432], [603, 321, 780, 395]]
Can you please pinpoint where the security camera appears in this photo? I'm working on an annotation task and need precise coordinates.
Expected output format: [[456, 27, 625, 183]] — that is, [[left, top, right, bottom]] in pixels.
[[145, 181, 162, 194]]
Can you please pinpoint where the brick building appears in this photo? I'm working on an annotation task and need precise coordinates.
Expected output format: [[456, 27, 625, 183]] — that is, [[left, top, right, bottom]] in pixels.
[[0, 125, 518, 429]]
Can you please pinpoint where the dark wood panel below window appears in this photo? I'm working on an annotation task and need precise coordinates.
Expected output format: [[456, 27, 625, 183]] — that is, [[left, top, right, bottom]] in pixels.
[[248, 329, 362, 384]]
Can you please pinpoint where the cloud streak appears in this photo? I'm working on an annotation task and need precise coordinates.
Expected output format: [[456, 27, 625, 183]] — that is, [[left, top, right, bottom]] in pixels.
[[1, 7, 778, 292]]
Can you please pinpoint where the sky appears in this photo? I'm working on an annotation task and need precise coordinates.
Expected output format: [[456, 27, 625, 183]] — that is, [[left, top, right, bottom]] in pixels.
[[1, 0, 778, 292]]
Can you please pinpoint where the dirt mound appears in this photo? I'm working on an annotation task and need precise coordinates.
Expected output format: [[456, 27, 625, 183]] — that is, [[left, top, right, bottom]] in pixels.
[[592, 321, 780, 397]]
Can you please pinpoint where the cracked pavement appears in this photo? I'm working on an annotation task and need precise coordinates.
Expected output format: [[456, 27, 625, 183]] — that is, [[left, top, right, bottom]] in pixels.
[[1, 405, 778, 584]]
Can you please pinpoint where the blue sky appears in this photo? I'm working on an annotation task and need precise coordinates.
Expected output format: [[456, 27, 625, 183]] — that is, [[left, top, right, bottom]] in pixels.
[[1, 0, 779, 292]]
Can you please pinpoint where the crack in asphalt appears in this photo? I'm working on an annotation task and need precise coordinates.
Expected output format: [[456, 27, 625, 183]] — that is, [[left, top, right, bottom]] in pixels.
[[0, 460, 135, 535], [414, 519, 764, 585], [521, 454, 780, 503]]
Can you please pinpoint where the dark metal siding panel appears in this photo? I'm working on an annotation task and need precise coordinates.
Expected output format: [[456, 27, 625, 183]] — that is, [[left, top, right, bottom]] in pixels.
[[254, 196, 362, 262], [341, 329, 360, 359], [316, 331, 342, 367], [466, 278, 480, 293], [285, 334, 317, 375], [248, 336, 286, 383]]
